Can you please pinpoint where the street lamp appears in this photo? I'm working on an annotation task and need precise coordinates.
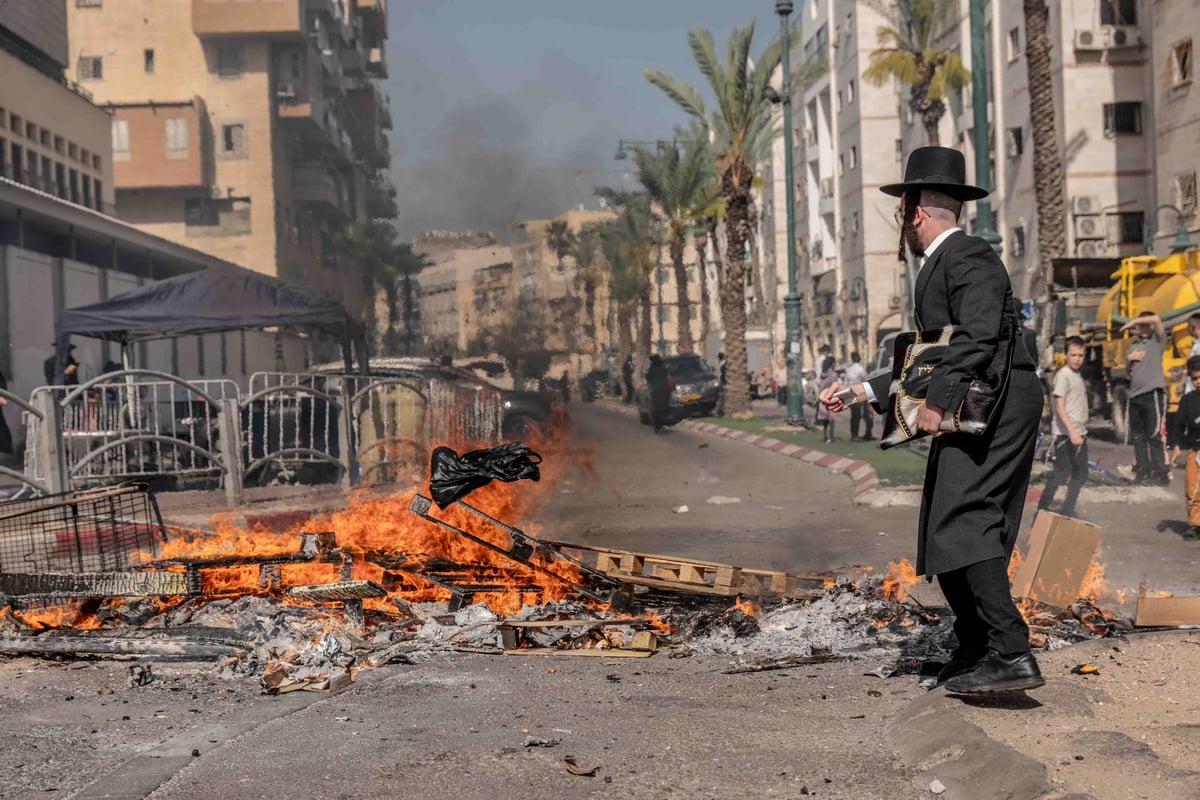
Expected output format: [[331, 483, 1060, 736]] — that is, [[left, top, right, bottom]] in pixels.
[[772, 0, 808, 426], [1144, 204, 1195, 253], [968, 0, 1002, 255]]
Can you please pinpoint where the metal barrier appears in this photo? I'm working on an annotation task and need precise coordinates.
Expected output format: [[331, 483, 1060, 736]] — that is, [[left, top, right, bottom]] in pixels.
[[5, 368, 509, 505]]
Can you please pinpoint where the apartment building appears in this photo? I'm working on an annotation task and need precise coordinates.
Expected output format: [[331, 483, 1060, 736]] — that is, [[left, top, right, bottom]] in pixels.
[[65, 0, 393, 329], [1149, 0, 1200, 250], [0, 1, 114, 213]]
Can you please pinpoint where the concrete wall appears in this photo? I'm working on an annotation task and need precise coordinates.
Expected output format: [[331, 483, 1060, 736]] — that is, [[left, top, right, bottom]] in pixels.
[[1, 0, 69, 68]]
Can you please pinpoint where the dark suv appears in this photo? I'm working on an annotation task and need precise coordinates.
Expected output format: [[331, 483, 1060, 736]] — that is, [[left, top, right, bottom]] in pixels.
[[636, 354, 721, 423]]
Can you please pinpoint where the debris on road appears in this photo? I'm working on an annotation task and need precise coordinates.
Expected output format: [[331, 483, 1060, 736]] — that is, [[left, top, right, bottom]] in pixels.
[[1135, 587, 1200, 627], [1011, 511, 1101, 609]]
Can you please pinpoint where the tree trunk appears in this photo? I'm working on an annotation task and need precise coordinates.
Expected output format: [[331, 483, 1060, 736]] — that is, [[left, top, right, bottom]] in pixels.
[[670, 232, 693, 353], [1024, 0, 1067, 302], [702, 219, 720, 353], [584, 281, 598, 355], [618, 301, 635, 380], [638, 267, 653, 361], [746, 198, 767, 325], [721, 178, 754, 417]]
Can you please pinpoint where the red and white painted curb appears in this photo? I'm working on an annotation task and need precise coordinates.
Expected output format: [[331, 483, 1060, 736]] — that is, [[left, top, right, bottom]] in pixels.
[[677, 420, 881, 499]]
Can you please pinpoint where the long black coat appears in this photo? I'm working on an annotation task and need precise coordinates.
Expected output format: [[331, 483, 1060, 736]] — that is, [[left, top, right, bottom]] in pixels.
[[869, 231, 1041, 576]]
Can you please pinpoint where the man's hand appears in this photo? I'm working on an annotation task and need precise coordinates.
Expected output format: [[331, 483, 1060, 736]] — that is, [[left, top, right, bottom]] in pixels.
[[1128, 347, 1145, 364], [64, 363, 78, 376], [916, 403, 945, 437], [819, 382, 865, 414], [1069, 431, 1084, 447]]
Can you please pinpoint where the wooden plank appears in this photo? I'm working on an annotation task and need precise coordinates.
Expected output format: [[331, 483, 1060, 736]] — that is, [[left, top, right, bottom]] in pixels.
[[619, 554, 645, 576], [503, 647, 654, 658], [714, 566, 743, 589], [631, 631, 657, 651], [0, 636, 244, 659], [0, 571, 189, 597], [1010, 511, 1101, 608], [499, 618, 653, 629], [287, 581, 387, 601], [543, 540, 830, 585], [595, 553, 621, 574], [679, 564, 705, 584], [1135, 594, 1200, 627]]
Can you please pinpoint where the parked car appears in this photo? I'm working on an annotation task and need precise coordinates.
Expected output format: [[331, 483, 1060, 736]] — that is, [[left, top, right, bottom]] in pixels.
[[635, 354, 721, 424], [579, 369, 616, 402]]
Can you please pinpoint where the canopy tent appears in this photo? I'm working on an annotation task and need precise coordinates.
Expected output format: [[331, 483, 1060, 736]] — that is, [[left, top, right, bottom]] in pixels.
[[52, 267, 368, 380]]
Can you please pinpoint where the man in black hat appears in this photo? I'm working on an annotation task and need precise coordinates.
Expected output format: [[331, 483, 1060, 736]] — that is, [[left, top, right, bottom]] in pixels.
[[44, 343, 79, 387], [820, 146, 1044, 694]]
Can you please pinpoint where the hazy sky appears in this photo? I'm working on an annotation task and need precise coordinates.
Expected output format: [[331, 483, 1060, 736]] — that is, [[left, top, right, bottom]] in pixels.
[[382, 2, 790, 239]]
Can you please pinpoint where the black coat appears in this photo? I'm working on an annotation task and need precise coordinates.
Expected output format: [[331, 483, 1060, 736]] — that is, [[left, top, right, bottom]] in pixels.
[[868, 231, 1041, 576]]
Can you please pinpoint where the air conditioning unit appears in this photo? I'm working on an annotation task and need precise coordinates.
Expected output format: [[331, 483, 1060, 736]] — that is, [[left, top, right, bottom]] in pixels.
[[276, 82, 297, 98], [888, 295, 902, 310], [1072, 195, 1103, 215], [1077, 240, 1105, 258], [1074, 29, 1105, 51], [1106, 26, 1142, 49], [1074, 216, 1104, 239]]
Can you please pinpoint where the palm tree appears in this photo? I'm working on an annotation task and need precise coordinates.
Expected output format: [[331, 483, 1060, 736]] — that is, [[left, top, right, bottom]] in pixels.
[[646, 23, 782, 416], [572, 223, 606, 355], [632, 136, 720, 354], [390, 243, 432, 356], [331, 220, 399, 353], [545, 220, 575, 273], [1023, 0, 1066, 300], [596, 191, 655, 375], [862, 0, 971, 146]]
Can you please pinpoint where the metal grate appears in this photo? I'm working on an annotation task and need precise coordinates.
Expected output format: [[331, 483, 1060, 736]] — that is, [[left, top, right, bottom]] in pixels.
[[0, 483, 165, 575]]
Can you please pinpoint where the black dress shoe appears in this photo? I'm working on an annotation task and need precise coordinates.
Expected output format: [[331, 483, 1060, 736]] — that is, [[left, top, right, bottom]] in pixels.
[[933, 649, 986, 686], [944, 650, 1045, 693]]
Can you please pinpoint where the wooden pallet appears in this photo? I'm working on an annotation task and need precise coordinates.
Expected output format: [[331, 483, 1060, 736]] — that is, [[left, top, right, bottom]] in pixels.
[[544, 542, 829, 599]]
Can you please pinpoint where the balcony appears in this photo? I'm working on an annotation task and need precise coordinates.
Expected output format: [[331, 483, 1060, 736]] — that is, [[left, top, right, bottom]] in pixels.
[[355, 0, 386, 40], [818, 177, 835, 216], [365, 179, 397, 220], [340, 45, 365, 76], [366, 46, 387, 78], [192, 0, 305, 38], [293, 165, 346, 217], [110, 99, 211, 190]]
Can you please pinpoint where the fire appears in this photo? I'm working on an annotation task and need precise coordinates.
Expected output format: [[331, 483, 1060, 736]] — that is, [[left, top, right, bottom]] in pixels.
[[726, 595, 760, 617], [1076, 549, 1108, 602], [1007, 547, 1024, 581], [3, 602, 103, 631], [879, 558, 919, 603]]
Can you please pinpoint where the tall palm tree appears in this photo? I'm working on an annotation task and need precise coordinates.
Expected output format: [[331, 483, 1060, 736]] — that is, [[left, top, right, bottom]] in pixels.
[[1023, 0, 1066, 300], [596, 190, 655, 375], [572, 223, 606, 356], [632, 136, 720, 355], [862, 0, 971, 146], [545, 220, 575, 272], [646, 23, 782, 416], [391, 243, 432, 356], [331, 220, 399, 353]]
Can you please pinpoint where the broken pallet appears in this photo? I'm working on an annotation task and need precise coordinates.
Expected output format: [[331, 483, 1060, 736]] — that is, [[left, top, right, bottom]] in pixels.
[[544, 542, 828, 599]]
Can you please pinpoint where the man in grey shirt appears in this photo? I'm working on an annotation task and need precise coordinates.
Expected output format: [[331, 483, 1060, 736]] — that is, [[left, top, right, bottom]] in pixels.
[[1122, 311, 1168, 485]]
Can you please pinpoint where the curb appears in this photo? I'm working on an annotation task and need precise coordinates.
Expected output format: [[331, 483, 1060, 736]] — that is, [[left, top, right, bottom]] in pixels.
[[676, 419, 883, 501]]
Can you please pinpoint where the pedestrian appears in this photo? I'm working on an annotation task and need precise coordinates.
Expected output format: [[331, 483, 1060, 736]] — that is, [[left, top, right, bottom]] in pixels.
[[43, 343, 79, 386], [1038, 336, 1089, 518], [644, 354, 672, 433], [820, 146, 1045, 694], [0, 368, 13, 460], [1170, 355, 1200, 541], [843, 351, 873, 441], [1120, 311, 1169, 485], [816, 359, 838, 443], [622, 355, 634, 405], [560, 368, 571, 403]]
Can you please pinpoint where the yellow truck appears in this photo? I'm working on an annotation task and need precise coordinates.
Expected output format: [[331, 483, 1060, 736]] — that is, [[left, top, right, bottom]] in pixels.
[[1083, 248, 1200, 440]]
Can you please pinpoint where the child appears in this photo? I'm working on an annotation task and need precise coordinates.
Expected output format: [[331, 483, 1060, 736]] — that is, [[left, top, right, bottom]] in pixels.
[[1038, 336, 1089, 518], [1170, 355, 1200, 540], [816, 362, 838, 443]]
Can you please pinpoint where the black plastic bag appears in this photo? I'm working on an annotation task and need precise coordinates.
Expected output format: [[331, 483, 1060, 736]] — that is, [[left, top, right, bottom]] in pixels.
[[429, 442, 542, 508]]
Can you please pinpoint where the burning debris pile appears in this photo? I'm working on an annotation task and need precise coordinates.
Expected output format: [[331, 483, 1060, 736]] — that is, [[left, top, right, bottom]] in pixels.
[[0, 449, 1129, 692]]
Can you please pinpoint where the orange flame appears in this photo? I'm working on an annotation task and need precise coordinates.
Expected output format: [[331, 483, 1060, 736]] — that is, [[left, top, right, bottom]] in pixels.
[[725, 595, 760, 617], [879, 558, 919, 603]]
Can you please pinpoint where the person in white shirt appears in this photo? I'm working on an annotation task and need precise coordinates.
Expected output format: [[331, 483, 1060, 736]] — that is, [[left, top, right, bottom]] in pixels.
[[842, 351, 872, 441]]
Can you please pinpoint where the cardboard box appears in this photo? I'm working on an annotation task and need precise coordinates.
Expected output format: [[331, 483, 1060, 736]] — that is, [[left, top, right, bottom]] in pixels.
[[1010, 510, 1101, 608]]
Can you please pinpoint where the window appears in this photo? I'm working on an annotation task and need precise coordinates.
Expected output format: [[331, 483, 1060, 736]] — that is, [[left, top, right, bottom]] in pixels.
[[1011, 226, 1026, 257], [77, 56, 103, 81], [847, 79, 855, 104], [849, 145, 857, 170], [838, 153, 845, 175], [216, 45, 243, 77], [220, 122, 246, 157], [1103, 102, 1142, 135], [80, 148, 89, 167], [112, 119, 130, 159], [39, 129, 49, 147], [76, 0, 102, 6], [55, 162, 65, 198], [1008, 27, 1021, 61], [69, 168, 79, 203], [0, 107, 5, 129], [1100, 0, 1136, 26], [165, 117, 189, 157], [289, 52, 302, 80], [8, 113, 19, 133], [1006, 126, 1024, 157], [92, 154, 101, 169], [69, 143, 78, 160], [82, 174, 92, 207], [25, 121, 35, 140], [185, 197, 251, 235], [9, 142, 21, 182], [895, 138, 903, 161], [54, 135, 64, 153], [1171, 38, 1193, 88], [1112, 211, 1145, 244], [1177, 171, 1197, 214], [93, 180, 102, 210], [144, 48, 155, 73], [836, 90, 843, 112]]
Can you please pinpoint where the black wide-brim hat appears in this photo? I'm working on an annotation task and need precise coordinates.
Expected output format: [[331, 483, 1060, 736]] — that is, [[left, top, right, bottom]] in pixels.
[[880, 145, 989, 201]]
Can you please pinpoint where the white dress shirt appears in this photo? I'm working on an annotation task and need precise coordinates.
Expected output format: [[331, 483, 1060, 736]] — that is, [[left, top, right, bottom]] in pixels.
[[860, 226, 963, 404]]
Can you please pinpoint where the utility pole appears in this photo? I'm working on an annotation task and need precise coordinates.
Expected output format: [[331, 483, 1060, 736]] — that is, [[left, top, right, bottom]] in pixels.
[[776, 0, 807, 426]]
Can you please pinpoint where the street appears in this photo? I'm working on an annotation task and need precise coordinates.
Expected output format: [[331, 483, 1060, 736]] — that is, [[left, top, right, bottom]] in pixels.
[[0, 401, 1197, 799]]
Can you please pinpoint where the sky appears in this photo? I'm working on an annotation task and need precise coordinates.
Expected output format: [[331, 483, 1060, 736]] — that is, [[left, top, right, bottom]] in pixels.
[[382, 2, 793, 240]]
